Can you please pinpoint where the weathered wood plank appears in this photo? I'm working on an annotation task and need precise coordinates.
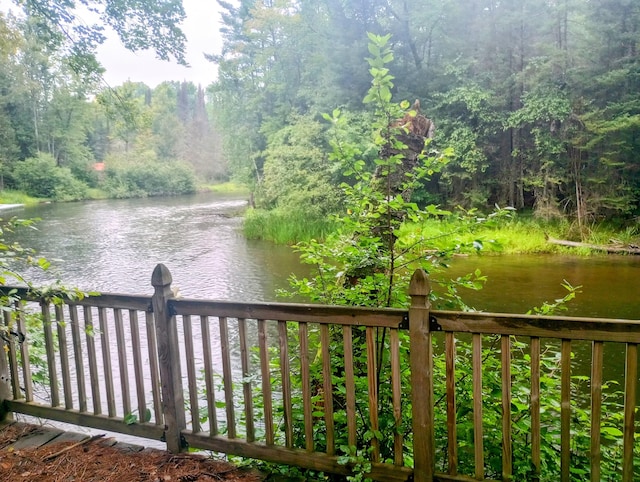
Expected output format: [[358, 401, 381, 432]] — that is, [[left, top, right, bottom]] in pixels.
[[622, 343, 637, 482], [200, 315, 218, 436], [446, 331, 458, 476], [98, 307, 116, 417], [219, 316, 236, 438], [390, 328, 403, 466], [113, 308, 131, 417], [68, 304, 87, 412], [299, 322, 313, 452], [501, 335, 512, 482], [472, 333, 484, 481], [129, 310, 147, 426], [238, 318, 254, 442], [182, 431, 413, 482], [145, 311, 162, 425], [6, 400, 165, 441], [366, 326, 380, 463], [278, 320, 293, 448], [408, 269, 434, 482], [530, 337, 541, 480], [320, 323, 335, 455], [9, 426, 63, 449], [83, 307, 101, 415], [433, 311, 640, 343], [343, 325, 357, 449], [15, 303, 33, 402], [55, 305, 73, 410], [590, 340, 603, 482], [183, 314, 200, 433], [171, 299, 405, 328], [151, 264, 186, 453], [40, 301, 59, 408], [561, 339, 571, 482], [258, 319, 274, 445], [3, 310, 20, 400]]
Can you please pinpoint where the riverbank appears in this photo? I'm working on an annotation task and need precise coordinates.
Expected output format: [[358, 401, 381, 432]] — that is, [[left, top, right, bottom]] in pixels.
[[243, 206, 640, 256]]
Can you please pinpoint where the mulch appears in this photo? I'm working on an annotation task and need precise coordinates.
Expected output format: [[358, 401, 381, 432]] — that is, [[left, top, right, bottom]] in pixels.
[[0, 421, 265, 481]]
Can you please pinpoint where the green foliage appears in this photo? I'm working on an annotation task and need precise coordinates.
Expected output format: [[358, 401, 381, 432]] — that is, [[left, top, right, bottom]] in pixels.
[[258, 114, 341, 217], [11, 153, 88, 200], [243, 208, 336, 245], [102, 160, 196, 198]]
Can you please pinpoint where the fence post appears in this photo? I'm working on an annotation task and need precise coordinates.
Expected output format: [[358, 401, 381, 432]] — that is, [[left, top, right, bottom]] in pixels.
[[0, 334, 12, 422], [409, 269, 434, 482], [151, 263, 186, 453]]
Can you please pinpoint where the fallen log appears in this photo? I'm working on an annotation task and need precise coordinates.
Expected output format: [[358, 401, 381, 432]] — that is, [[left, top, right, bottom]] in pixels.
[[545, 236, 640, 255]]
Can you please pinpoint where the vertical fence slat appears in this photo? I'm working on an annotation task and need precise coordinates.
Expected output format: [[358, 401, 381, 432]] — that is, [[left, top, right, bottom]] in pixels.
[[145, 311, 162, 426], [3, 311, 20, 400], [238, 318, 254, 442], [258, 319, 274, 445], [83, 307, 101, 415], [299, 322, 313, 452], [501, 334, 512, 481], [219, 316, 236, 438], [129, 310, 147, 425], [201, 315, 218, 436], [622, 343, 637, 482], [343, 325, 357, 449], [320, 324, 335, 455], [15, 304, 33, 402], [113, 308, 131, 417], [41, 301, 59, 408], [390, 328, 403, 466], [530, 337, 541, 479], [409, 269, 433, 482], [69, 305, 87, 413], [446, 331, 458, 475], [55, 305, 73, 410], [472, 333, 484, 480], [183, 314, 200, 433], [561, 339, 571, 482], [590, 340, 603, 482], [98, 306, 116, 417], [366, 326, 380, 463], [278, 320, 293, 448]]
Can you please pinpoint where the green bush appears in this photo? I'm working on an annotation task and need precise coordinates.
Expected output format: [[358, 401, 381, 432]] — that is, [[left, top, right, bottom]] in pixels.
[[12, 153, 88, 201], [101, 160, 196, 198]]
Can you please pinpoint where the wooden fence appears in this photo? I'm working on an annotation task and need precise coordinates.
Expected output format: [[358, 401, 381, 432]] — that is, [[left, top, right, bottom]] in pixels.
[[0, 264, 638, 481]]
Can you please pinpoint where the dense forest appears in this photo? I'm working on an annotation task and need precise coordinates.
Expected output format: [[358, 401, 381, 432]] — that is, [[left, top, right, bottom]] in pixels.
[[0, 3, 225, 200], [210, 0, 640, 231], [1, 1, 639, 230]]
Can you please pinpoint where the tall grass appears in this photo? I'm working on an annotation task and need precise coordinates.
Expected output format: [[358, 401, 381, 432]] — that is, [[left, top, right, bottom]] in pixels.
[[0, 190, 42, 205], [243, 208, 336, 244]]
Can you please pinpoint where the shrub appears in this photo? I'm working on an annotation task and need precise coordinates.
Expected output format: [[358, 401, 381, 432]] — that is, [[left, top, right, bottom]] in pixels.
[[12, 153, 88, 200]]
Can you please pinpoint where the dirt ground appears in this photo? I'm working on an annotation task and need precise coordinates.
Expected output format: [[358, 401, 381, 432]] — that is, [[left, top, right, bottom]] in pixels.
[[0, 423, 264, 482]]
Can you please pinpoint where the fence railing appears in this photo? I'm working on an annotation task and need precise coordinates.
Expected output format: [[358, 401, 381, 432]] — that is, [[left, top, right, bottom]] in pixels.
[[0, 264, 639, 482]]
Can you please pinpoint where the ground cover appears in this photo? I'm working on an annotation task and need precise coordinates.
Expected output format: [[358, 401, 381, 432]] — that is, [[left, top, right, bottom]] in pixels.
[[0, 423, 263, 482]]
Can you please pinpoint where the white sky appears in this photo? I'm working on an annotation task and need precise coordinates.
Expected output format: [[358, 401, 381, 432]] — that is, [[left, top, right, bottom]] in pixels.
[[96, 0, 223, 88]]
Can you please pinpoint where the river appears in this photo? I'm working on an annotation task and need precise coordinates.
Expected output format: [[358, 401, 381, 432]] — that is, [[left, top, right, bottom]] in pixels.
[[4, 192, 639, 319]]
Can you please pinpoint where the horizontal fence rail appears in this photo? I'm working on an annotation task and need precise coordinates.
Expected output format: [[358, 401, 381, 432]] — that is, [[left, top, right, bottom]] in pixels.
[[1, 264, 639, 482]]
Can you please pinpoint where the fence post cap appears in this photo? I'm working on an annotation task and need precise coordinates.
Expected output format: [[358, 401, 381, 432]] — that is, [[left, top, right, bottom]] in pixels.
[[151, 263, 172, 288], [409, 268, 430, 296]]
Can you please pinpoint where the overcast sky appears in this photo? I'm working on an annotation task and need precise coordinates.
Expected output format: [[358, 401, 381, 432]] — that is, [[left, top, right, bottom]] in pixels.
[[96, 0, 223, 88]]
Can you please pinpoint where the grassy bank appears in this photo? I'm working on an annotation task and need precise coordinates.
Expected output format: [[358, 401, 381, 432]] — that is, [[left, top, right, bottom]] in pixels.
[[0, 190, 43, 206], [199, 181, 250, 194], [243, 208, 337, 245], [243, 207, 640, 255]]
